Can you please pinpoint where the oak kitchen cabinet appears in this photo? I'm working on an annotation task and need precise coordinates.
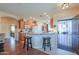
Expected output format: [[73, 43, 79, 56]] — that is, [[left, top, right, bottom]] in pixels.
[[18, 19, 25, 30], [18, 19, 25, 42]]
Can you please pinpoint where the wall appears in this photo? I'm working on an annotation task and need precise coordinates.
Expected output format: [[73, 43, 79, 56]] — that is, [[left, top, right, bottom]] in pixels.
[[0, 11, 18, 19], [32, 19, 50, 33], [0, 10, 19, 41], [0, 17, 17, 24], [53, 5, 79, 21], [52, 5, 79, 31], [0, 16, 18, 40]]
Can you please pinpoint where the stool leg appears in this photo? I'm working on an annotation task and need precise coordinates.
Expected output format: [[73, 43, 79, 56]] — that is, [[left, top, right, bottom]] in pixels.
[[48, 39, 51, 50], [31, 43, 32, 48], [30, 39, 32, 48], [43, 44, 46, 51], [43, 39, 46, 51], [23, 45, 24, 48], [23, 37, 26, 49], [50, 44, 51, 50], [23, 41, 26, 48], [27, 43, 29, 50], [42, 41, 44, 48], [27, 39, 29, 50], [47, 39, 50, 51]]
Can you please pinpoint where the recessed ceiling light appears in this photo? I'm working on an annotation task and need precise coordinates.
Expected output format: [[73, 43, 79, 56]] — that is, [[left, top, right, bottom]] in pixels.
[[46, 15, 48, 17], [66, 5, 69, 8], [62, 7, 65, 9], [29, 16, 32, 19], [48, 17, 50, 19], [33, 18, 36, 20], [43, 12, 47, 15]]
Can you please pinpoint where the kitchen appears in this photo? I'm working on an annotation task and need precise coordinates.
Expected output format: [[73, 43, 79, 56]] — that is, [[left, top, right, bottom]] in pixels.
[[18, 16, 57, 50], [0, 3, 79, 55]]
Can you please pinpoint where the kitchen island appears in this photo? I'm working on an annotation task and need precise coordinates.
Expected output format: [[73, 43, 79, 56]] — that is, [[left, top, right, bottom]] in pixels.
[[26, 32, 57, 49]]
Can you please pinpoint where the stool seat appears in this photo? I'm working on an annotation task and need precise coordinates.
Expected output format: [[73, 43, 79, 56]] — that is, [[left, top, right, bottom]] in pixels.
[[23, 36, 32, 50], [42, 37, 51, 51]]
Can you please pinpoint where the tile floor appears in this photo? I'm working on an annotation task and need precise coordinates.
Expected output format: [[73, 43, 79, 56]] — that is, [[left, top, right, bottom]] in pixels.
[[37, 47, 77, 55]]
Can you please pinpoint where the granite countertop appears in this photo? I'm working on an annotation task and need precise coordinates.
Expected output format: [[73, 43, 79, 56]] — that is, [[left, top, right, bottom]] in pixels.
[[26, 32, 57, 35]]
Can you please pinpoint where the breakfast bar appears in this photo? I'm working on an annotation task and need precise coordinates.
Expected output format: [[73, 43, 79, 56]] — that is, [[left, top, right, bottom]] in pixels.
[[26, 33, 57, 49]]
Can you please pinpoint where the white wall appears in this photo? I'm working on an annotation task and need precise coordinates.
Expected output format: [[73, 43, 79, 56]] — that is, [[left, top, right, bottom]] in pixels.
[[0, 24, 10, 38], [32, 18, 51, 33], [0, 11, 18, 19], [0, 11, 18, 40], [53, 5, 79, 21]]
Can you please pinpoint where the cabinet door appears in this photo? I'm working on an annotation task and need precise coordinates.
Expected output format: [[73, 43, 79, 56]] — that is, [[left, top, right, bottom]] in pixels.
[[19, 20, 25, 29], [19, 32, 25, 41], [72, 20, 79, 34], [72, 20, 79, 54], [57, 20, 72, 51], [72, 35, 79, 50]]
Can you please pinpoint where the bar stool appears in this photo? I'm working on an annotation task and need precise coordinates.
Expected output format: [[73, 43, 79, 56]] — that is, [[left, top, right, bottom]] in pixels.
[[23, 36, 32, 50], [42, 37, 51, 51]]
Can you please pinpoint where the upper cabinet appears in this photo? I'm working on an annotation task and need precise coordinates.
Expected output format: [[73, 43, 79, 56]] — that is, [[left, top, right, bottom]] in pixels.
[[50, 18, 54, 28], [18, 19, 37, 32], [18, 19, 25, 30]]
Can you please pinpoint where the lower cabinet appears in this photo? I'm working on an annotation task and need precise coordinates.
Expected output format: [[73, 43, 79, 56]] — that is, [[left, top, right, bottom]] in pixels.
[[57, 34, 73, 51], [19, 32, 26, 42], [72, 35, 79, 54], [19, 32, 26, 48]]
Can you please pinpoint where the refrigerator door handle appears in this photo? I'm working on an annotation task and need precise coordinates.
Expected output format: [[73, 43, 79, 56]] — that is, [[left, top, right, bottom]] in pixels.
[[62, 32, 68, 34]]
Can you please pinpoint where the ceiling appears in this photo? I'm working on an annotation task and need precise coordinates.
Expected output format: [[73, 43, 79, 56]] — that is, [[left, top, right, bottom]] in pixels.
[[0, 3, 78, 19]]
